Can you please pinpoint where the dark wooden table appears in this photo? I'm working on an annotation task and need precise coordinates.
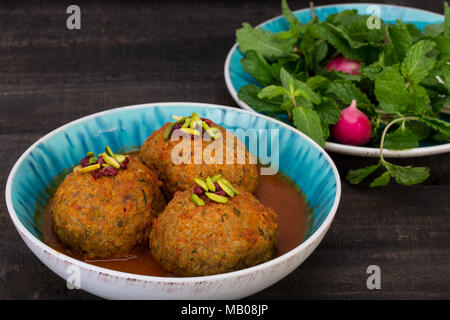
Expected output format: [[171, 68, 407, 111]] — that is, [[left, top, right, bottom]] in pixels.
[[0, 0, 448, 300]]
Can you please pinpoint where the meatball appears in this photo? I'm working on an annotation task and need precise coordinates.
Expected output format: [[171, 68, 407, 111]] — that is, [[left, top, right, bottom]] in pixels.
[[150, 188, 278, 276], [140, 119, 258, 197], [51, 156, 165, 259]]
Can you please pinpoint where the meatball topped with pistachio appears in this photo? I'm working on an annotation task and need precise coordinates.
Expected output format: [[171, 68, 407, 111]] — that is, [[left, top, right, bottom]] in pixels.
[[140, 112, 259, 197], [150, 176, 278, 276], [51, 147, 165, 259]]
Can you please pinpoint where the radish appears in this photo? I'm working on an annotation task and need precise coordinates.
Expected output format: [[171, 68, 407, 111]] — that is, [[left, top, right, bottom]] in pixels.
[[331, 100, 372, 146], [326, 57, 361, 75]]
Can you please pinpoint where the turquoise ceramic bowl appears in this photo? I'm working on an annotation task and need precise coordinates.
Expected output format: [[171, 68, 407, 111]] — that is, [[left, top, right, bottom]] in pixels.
[[6, 103, 340, 299], [225, 4, 450, 158]]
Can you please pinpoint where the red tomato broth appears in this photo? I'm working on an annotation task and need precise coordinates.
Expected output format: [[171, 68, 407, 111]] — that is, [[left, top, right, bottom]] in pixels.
[[36, 168, 311, 277]]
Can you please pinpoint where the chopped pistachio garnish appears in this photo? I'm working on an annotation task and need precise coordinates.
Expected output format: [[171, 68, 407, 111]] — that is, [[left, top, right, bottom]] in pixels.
[[211, 174, 222, 183], [193, 178, 209, 191], [205, 192, 228, 203], [206, 176, 216, 192], [218, 177, 239, 195], [181, 118, 191, 128], [164, 122, 175, 140], [217, 179, 234, 198], [206, 128, 222, 140], [190, 193, 205, 206], [105, 146, 114, 157], [103, 153, 120, 169], [190, 174, 238, 206], [79, 146, 128, 179], [114, 154, 127, 163], [201, 121, 210, 131], [180, 128, 200, 136], [163, 112, 221, 141], [79, 164, 101, 173]]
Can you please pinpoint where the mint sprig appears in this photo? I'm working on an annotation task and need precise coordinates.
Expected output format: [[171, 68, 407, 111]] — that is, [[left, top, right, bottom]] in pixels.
[[235, 1, 450, 187]]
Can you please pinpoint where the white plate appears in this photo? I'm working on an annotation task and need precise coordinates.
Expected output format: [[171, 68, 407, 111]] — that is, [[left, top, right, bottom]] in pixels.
[[224, 3, 450, 158]]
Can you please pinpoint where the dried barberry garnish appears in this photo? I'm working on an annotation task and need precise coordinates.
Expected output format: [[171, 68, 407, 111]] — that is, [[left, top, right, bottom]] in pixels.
[[193, 185, 205, 196], [91, 169, 103, 179], [102, 166, 118, 176], [80, 156, 92, 167], [120, 156, 129, 170]]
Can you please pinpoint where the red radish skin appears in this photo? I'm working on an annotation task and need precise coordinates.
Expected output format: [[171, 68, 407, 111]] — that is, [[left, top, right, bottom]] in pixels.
[[331, 100, 372, 146], [326, 57, 361, 75]]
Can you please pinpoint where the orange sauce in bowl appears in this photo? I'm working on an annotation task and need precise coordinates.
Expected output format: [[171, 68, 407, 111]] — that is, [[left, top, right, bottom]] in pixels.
[[37, 172, 311, 277]]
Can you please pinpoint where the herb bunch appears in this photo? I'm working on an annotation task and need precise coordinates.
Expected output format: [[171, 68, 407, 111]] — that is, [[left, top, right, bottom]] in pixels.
[[235, 0, 450, 186]]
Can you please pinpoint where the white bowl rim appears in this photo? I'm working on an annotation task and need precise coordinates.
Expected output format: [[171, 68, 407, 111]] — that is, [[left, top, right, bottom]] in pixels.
[[5, 102, 341, 284], [224, 3, 450, 158]]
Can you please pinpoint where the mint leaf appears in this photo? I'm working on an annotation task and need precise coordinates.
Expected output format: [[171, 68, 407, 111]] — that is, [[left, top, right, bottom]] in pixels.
[[238, 84, 283, 114], [294, 81, 321, 104], [369, 171, 391, 187], [384, 21, 413, 65], [405, 120, 431, 140], [432, 131, 450, 143], [374, 67, 410, 113], [401, 40, 436, 83], [360, 63, 383, 81], [419, 115, 450, 135], [292, 107, 325, 147], [407, 83, 431, 114], [258, 85, 289, 99], [280, 67, 295, 90], [325, 79, 371, 108], [347, 164, 380, 184], [384, 162, 430, 186], [445, 2, 450, 37], [240, 50, 276, 86], [280, 68, 321, 104], [384, 125, 419, 150], [306, 75, 330, 92], [236, 23, 297, 60], [315, 97, 341, 139], [315, 97, 341, 126], [433, 36, 450, 61], [424, 23, 444, 37], [281, 0, 303, 37]]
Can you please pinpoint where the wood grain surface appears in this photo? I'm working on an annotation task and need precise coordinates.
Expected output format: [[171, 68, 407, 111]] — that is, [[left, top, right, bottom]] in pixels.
[[0, 0, 448, 299]]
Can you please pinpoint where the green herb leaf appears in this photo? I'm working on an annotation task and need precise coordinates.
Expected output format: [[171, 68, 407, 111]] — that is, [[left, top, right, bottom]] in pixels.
[[315, 97, 341, 127], [258, 85, 289, 100], [238, 84, 283, 114], [419, 115, 450, 135], [374, 67, 410, 113], [306, 75, 330, 92], [240, 50, 276, 86], [281, 0, 303, 37], [445, 1, 450, 37], [424, 23, 444, 37], [370, 170, 391, 187], [236, 23, 297, 60], [401, 40, 436, 83], [384, 125, 420, 150], [384, 21, 413, 66], [325, 79, 371, 108], [292, 107, 325, 147], [384, 162, 430, 186], [347, 164, 380, 184]]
